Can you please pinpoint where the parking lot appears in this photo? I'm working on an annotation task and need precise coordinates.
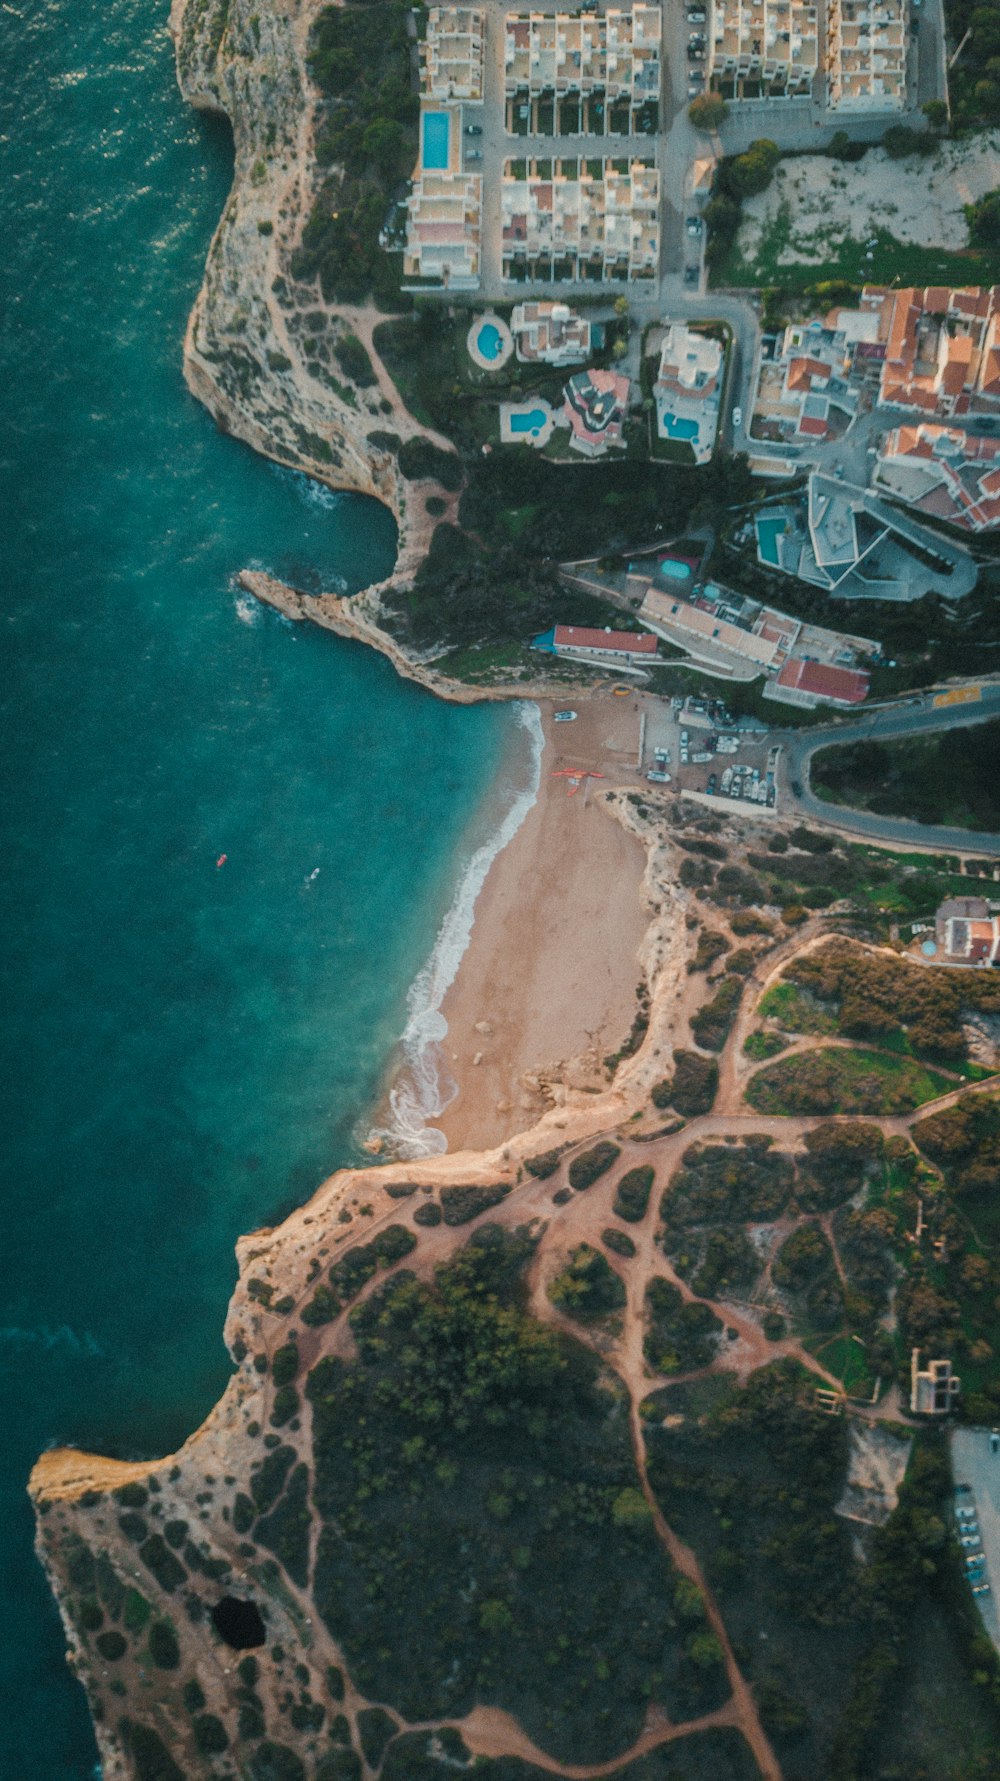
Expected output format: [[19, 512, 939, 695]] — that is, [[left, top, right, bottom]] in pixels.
[[951, 1427, 1000, 1652], [641, 694, 778, 812]]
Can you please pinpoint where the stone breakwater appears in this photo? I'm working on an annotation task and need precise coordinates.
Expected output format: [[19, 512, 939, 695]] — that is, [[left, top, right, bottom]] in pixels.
[[168, 0, 454, 607]]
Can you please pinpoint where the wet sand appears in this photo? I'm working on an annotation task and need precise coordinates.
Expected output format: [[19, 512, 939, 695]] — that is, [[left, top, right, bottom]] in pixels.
[[433, 696, 650, 1154]]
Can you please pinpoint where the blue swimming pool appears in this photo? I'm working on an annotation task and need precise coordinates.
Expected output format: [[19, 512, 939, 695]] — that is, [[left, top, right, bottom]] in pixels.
[[661, 412, 699, 442], [657, 557, 691, 581], [756, 513, 786, 566], [478, 322, 503, 361], [422, 110, 450, 170], [509, 408, 546, 437]]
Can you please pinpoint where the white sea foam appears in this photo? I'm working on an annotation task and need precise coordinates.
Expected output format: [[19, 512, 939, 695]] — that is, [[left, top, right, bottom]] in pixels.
[[370, 702, 544, 1159], [0, 1324, 103, 1357], [233, 591, 262, 627]]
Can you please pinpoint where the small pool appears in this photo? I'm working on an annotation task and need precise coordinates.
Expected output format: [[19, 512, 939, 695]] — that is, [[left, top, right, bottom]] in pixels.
[[657, 557, 691, 582], [510, 408, 546, 437], [422, 110, 450, 170], [756, 513, 786, 566], [478, 322, 503, 362], [661, 412, 699, 442], [921, 938, 938, 956]]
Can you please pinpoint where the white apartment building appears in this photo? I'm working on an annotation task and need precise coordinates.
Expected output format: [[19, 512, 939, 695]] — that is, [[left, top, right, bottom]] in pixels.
[[422, 7, 485, 100]]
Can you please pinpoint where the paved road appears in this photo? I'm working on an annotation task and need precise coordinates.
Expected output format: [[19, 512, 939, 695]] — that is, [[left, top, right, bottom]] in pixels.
[[778, 685, 1000, 855], [951, 1427, 1000, 1655]]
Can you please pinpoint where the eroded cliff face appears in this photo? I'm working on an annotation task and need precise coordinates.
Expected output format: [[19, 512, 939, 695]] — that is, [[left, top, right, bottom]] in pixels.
[[169, 0, 439, 595]]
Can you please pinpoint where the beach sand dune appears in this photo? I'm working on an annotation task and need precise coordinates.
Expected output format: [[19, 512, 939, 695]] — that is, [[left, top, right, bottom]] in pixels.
[[433, 697, 650, 1154]]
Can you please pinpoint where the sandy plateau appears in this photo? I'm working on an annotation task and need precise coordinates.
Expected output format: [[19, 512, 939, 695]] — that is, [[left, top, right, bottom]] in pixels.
[[737, 130, 1000, 266]]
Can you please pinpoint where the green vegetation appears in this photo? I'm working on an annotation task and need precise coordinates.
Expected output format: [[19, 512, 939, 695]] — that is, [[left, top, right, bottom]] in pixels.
[[944, 0, 1000, 125], [307, 1226, 726, 1762], [385, 448, 756, 655], [568, 1141, 621, 1191], [613, 1165, 655, 1223], [332, 334, 376, 389], [548, 1244, 627, 1322], [690, 929, 729, 972], [255, 1462, 311, 1588], [148, 1619, 180, 1670], [742, 1029, 786, 1061], [813, 723, 1000, 832], [689, 977, 742, 1052], [603, 1227, 637, 1259], [302, 1225, 420, 1324], [397, 436, 462, 491], [524, 1147, 566, 1180], [746, 1046, 955, 1116], [292, 2, 417, 305], [651, 1051, 718, 1118], [440, 1182, 511, 1224], [644, 1279, 722, 1374], [688, 93, 728, 130], [778, 938, 1000, 1061], [661, 1139, 795, 1237], [138, 1536, 185, 1594]]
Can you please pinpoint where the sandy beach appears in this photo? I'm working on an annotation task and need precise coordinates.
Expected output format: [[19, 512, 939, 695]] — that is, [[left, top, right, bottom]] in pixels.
[[431, 695, 651, 1154]]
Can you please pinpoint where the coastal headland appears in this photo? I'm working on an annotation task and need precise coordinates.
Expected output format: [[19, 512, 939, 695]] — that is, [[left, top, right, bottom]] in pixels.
[[28, 0, 1000, 1776]]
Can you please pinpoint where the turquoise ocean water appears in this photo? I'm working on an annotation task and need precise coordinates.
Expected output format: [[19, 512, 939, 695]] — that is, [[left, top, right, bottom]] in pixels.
[[0, 3, 520, 1773]]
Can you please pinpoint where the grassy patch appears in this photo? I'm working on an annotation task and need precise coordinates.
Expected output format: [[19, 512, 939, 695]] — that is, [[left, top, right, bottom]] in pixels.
[[746, 1047, 955, 1116], [813, 724, 1000, 833]]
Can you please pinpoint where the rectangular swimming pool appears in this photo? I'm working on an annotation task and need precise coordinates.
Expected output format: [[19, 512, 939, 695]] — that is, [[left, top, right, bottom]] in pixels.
[[756, 513, 786, 566], [422, 111, 450, 170]]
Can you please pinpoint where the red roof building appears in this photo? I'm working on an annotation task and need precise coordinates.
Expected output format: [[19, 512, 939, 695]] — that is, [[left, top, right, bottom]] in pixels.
[[775, 657, 870, 705], [552, 624, 658, 659]]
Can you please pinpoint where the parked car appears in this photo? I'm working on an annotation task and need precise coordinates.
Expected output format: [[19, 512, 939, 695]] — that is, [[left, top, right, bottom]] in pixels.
[[685, 265, 700, 285], [553, 709, 577, 723], [686, 216, 703, 235], [688, 44, 706, 57], [646, 769, 672, 784], [957, 1506, 977, 1521], [732, 405, 743, 428], [688, 7, 707, 18], [467, 149, 482, 160], [707, 773, 717, 794], [960, 1535, 982, 1549], [465, 124, 483, 135]]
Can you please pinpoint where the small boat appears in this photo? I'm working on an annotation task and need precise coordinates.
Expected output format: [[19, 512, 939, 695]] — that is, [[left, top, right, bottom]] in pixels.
[[216, 854, 227, 869]]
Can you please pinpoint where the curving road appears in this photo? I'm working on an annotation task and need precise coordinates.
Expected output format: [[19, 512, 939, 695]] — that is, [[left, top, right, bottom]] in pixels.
[[777, 683, 1000, 856]]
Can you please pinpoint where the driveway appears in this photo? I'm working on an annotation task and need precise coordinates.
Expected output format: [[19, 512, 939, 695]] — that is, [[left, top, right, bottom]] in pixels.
[[951, 1427, 1000, 1653]]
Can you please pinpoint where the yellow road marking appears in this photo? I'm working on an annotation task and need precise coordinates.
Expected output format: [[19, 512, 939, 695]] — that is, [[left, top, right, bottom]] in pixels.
[[934, 685, 981, 708]]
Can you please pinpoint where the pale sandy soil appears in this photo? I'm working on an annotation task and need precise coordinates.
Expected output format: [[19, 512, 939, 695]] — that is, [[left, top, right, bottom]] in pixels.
[[738, 131, 1000, 267], [433, 697, 650, 1153]]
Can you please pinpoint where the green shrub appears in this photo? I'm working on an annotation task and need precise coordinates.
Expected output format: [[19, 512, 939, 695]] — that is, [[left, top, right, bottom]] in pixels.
[[762, 1310, 786, 1340], [315, 1752, 362, 1781], [114, 1482, 149, 1508], [148, 1619, 180, 1669], [373, 1224, 417, 1265], [193, 1714, 228, 1754], [357, 1708, 397, 1767], [333, 333, 376, 387], [251, 1444, 296, 1513], [690, 976, 742, 1052], [656, 1051, 718, 1118], [414, 1201, 442, 1227], [255, 1462, 311, 1587], [549, 1244, 626, 1321], [325, 1664, 344, 1699], [77, 1597, 104, 1631], [603, 1226, 637, 1258], [249, 1742, 307, 1781], [568, 1141, 621, 1191], [271, 1342, 299, 1387], [182, 1679, 205, 1712], [613, 1164, 654, 1222], [397, 436, 462, 490], [118, 1513, 148, 1543], [232, 1493, 255, 1534], [773, 1223, 834, 1292], [119, 1720, 185, 1781], [138, 1536, 185, 1594], [163, 1518, 188, 1549], [524, 1148, 564, 1179], [270, 1384, 299, 1427], [644, 1278, 722, 1374], [95, 1630, 127, 1661], [439, 1182, 510, 1224], [301, 1284, 339, 1325]]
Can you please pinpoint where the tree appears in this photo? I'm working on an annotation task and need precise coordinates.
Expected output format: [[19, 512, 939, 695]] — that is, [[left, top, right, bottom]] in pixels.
[[923, 98, 948, 128], [689, 92, 727, 130], [726, 139, 780, 197], [968, 189, 1000, 247]]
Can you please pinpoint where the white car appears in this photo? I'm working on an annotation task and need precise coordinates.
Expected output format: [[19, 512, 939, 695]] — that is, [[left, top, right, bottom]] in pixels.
[[732, 406, 743, 429]]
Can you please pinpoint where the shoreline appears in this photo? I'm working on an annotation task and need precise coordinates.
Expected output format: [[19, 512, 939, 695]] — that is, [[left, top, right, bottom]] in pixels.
[[393, 695, 654, 1158], [367, 700, 546, 1159]]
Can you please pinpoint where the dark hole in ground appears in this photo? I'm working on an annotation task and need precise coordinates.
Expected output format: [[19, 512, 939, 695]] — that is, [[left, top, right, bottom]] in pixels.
[[211, 1596, 266, 1649]]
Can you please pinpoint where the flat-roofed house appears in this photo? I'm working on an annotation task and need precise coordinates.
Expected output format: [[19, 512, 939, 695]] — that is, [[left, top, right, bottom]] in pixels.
[[654, 323, 722, 464], [910, 1349, 960, 1415], [510, 301, 592, 366]]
